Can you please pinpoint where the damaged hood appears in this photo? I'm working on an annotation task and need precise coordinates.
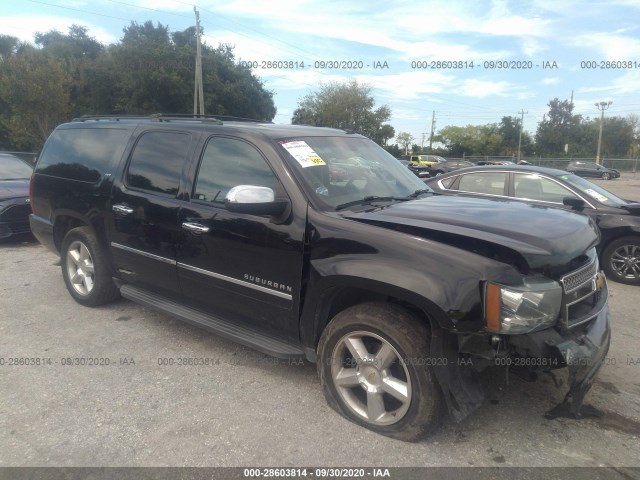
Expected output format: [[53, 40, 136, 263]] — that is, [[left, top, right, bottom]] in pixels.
[[344, 195, 599, 269]]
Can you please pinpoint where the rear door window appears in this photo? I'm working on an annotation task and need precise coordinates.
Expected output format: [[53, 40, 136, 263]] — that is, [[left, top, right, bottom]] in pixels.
[[456, 172, 507, 196], [126, 131, 191, 196]]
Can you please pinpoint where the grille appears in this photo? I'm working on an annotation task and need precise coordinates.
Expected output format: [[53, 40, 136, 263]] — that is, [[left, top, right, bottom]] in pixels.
[[559, 258, 603, 329], [560, 259, 597, 293]]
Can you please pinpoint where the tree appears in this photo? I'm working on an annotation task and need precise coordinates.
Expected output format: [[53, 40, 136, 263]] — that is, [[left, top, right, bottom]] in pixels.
[[436, 124, 502, 157], [378, 124, 395, 145], [0, 52, 71, 150], [395, 132, 414, 154], [571, 115, 636, 158], [383, 144, 402, 157], [0, 21, 278, 151], [498, 116, 533, 156], [535, 98, 582, 156], [291, 80, 391, 143], [34, 25, 105, 116]]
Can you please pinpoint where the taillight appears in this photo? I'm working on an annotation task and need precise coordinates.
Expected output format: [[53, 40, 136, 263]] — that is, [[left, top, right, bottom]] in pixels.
[[29, 174, 34, 213]]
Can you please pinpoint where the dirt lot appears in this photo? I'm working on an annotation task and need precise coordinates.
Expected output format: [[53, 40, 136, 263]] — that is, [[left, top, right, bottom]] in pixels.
[[1, 178, 639, 468]]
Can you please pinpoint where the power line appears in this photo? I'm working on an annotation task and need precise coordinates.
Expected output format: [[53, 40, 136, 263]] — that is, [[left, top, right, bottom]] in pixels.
[[25, 0, 132, 21]]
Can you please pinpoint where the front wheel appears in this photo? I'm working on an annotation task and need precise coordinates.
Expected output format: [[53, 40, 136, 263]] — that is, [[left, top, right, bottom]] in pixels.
[[61, 227, 120, 306], [602, 236, 640, 285], [317, 303, 442, 442], [601, 172, 611, 180]]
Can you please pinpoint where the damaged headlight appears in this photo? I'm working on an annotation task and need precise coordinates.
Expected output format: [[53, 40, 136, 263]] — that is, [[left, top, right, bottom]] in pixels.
[[484, 278, 562, 334]]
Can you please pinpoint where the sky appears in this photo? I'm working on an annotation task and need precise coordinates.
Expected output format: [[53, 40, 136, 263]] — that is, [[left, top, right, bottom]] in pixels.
[[2, 0, 640, 147]]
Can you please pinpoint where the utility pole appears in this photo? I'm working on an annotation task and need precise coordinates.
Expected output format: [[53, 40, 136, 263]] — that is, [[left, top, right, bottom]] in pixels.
[[193, 7, 204, 115], [595, 101, 612, 164], [428, 111, 435, 152], [517, 109, 528, 163]]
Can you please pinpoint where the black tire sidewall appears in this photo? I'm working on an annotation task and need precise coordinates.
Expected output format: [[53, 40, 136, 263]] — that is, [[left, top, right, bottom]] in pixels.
[[317, 303, 441, 441], [61, 227, 119, 306]]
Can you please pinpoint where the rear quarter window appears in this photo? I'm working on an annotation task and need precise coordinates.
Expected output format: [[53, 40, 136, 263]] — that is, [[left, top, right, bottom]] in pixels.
[[36, 128, 131, 183]]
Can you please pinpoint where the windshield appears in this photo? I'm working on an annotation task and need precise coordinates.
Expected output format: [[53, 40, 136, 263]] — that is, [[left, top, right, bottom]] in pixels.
[[0, 154, 33, 180], [560, 173, 627, 206], [275, 136, 430, 209]]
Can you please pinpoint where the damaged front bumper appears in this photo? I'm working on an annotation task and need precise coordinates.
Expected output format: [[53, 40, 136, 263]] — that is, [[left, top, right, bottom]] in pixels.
[[433, 276, 611, 422]]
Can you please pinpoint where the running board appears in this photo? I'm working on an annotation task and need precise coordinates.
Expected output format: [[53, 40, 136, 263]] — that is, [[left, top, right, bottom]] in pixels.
[[120, 284, 305, 359]]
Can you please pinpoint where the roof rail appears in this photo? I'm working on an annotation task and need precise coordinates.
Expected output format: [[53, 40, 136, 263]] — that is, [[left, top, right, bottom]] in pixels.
[[71, 113, 273, 124]]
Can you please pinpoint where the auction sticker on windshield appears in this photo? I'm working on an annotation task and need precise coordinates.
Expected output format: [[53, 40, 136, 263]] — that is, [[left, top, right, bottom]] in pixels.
[[584, 188, 609, 202], [280, 140, 326, 167]]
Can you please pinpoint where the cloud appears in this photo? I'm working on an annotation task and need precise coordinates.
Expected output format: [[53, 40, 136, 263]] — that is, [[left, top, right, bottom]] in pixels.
[[458, 79, 520, 98], [0, 15, 117, 45], [577, 70, 640, 96], [571, 32, 640, 60], [542, 77, 560, 85], [203, 31, 283, 62]]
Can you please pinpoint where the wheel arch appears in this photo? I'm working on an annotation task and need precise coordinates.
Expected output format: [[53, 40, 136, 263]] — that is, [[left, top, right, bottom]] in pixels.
[[300, 276, 452, 360], [599, 227, 640, 255], [52, 211, 92, 252]]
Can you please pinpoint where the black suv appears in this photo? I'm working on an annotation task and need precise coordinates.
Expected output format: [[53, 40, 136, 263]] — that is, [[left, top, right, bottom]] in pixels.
[[567, 160, 620, 180], [30, 115, 611, 441]]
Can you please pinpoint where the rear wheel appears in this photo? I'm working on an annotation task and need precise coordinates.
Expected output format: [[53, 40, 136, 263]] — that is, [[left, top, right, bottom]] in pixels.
[[602, 236, 640, 285], [317, 303, 442, 442], [61, 227, 120, 306]]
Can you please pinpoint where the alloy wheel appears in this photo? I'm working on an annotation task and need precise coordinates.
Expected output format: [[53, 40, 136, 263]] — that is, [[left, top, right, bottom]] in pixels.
[[610, 244, 640, 280], [330, 330, 411, 426], [65, 240, 95, 295]]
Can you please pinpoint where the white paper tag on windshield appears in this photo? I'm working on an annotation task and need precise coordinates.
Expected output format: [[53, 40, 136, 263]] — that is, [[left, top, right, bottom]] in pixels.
[[584, 188, 608, 202], [280, 140, 326, 168]]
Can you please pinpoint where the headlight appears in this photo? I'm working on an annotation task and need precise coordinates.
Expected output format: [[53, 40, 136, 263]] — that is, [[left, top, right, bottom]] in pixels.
[[484, 278, 562, 334]]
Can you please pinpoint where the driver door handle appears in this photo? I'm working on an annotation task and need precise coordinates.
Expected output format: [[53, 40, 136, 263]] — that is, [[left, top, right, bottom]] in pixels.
[[112, 204, 134, 215], [182, 222, 210, 234]]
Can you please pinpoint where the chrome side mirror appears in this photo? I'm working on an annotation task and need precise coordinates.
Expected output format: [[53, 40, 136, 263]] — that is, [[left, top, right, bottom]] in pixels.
[[224, 185, 288, 216]]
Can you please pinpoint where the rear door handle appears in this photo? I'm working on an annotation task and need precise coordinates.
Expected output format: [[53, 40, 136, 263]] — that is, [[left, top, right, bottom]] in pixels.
[[112, 204, 134, 215], [182, 222, 210, 234]]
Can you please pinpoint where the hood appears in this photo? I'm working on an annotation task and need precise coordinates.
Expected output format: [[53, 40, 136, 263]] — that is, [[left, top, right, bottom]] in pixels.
[[0, 179, 29, 201], [344, 195, 599, 270], [621, 202, 640, 214]]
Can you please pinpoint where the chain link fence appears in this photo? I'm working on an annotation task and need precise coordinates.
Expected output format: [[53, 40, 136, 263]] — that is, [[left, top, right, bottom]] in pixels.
[[452, 155, 640, 175]]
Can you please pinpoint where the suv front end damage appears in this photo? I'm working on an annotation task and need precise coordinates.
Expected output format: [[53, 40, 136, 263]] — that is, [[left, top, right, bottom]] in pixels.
[[436, 254, 610, 422]]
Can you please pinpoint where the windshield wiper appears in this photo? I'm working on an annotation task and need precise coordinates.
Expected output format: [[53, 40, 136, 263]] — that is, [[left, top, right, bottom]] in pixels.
[[335, 189, 435, 211], [407, 188, 432, 198], [335, 192, 428, 211]]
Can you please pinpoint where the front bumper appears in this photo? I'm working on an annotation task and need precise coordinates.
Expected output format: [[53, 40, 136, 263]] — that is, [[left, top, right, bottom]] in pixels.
[[436, 277, 610, 422], [505, 278, 611, 414]]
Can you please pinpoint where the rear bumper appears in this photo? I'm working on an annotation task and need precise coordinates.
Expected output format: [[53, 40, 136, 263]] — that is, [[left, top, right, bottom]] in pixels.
[[29, 214, 57, 253]]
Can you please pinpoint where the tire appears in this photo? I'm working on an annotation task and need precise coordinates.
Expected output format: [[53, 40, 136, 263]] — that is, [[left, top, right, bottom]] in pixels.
[[60, 226, 120, 306], [601, 172, 611, 180], [317, 302, 442, 442], [602, 236, 640, 285]]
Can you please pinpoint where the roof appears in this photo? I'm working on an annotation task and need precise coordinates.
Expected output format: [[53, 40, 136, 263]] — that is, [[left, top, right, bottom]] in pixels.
[[449, 164, 571, 176], [65, 114, 359, 139]]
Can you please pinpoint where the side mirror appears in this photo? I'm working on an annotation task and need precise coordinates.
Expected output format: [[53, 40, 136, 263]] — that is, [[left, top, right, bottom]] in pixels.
[[563, 196, 585, 211], [224, 185, 289, 216]]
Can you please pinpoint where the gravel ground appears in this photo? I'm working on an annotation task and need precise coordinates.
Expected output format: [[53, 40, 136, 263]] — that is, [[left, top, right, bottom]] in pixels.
[[0, 178, 639, 468]]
